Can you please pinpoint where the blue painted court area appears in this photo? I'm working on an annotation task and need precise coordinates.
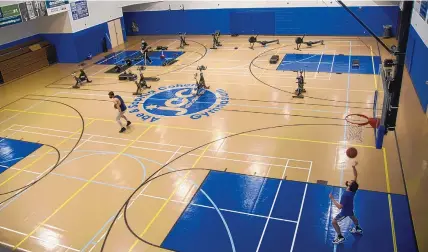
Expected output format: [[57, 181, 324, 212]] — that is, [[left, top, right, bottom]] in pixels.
[[277, 53, 381, 75], [0, 138, 42, 174], [95, 50, 185, 66], [162, 171, 417, 252]]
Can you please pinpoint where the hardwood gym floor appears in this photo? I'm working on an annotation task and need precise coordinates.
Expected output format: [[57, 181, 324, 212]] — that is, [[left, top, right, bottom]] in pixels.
[[0, 35, 425, 252]]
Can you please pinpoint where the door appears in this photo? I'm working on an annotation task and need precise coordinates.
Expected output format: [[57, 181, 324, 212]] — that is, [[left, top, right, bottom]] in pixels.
[[114, 19, 124, 46], [108, 20, 118, 48]]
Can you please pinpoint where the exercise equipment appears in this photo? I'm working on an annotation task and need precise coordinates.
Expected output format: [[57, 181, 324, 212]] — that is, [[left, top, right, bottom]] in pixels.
[[295, 35, 324, 50], [162, 58, 178, 66], [72, 68, 92, 89], [269, 55, 280, 64], [133, 70, 151, 95], [352, 59, 360, 69], [156, 46, 168, 50], [137, 66, 160, 82], [211, 31, 222, 49], [293, 69, 306, 99], [249, 35, 279, 49], [118, 70, 137, 81], [178, 32, 189, 49], [194, 65, 209, 96]]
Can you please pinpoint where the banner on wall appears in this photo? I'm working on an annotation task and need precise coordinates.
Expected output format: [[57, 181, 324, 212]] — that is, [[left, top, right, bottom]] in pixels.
[[70, 0, 89, 20], [46, 0, 69, 16], [19, 1, 48, 22], [0, 4, 22, 28], [421, 0, 428, 21]]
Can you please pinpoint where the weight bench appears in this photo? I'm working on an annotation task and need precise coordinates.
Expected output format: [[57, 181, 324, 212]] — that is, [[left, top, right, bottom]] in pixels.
[[270, 55, 280, 64]]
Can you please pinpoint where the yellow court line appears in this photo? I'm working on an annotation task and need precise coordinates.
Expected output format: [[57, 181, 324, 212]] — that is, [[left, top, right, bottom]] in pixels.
[[128, 143, 211, 251], [13, 126, 154, 250], [1, 108, 377, 148], [0, 120, 95, 188], [383, 147, 398, 252], [370, 46, 378, 91], [0, 109, 376, 149]]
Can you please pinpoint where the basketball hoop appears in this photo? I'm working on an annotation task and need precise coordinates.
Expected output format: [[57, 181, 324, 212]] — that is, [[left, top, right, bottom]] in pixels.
[[345, 114, 379, 143]]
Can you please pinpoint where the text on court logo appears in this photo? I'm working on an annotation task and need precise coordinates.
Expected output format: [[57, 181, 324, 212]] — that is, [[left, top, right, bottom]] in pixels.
[[128, 84, 229, 123]]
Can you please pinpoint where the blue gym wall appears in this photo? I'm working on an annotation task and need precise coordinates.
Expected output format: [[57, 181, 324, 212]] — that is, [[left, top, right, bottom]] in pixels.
[[123, 6, 399, 36], [405, 25, 428, 113], [40, 22, 113, 63], [0, 35, 42, 51]]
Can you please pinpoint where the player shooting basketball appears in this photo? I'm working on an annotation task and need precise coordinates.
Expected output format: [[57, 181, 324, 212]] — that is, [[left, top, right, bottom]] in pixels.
[[329, 161, 363, 244]]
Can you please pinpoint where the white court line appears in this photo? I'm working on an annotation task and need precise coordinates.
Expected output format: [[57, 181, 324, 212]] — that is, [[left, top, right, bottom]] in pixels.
[[7, 128, 307, 170], [0, 92, 61, 126], [0, 134, 94, 250], [256, 159, 288, 252], [329, 52, 337, 80], [139, 194, 297, 223], [89, 38, 167, 77], [9, 124, 312, 164], [0, 241, 31, 252], [90, 50, 141, 76], [290, 161, 312, 252], [0, 225, 79, 251], [85, 146, 183, 252], [314, 52, 324, 79]]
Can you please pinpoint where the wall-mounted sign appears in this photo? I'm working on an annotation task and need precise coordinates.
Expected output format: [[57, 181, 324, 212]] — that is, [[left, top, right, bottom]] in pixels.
[[46, 0, 69, 16], [70, 0, 89, 20], [0, 4, 22, 28], [19, 1, 47, 22], [420, 0, 428, 21]]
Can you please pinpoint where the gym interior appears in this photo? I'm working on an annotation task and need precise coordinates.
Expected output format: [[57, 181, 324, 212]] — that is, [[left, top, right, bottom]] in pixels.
[[0, 1, 427, 252]]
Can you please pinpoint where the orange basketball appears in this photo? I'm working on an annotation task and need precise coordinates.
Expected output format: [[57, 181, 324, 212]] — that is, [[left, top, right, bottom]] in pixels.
[[346, 147, 358, 159]]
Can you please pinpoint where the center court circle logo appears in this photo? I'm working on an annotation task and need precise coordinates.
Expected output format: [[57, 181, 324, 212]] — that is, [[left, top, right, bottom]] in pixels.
[[128, 84, 229, 123]]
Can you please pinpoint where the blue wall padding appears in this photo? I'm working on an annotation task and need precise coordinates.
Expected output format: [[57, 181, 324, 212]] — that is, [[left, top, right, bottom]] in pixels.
[[230, 11, 275, 35], [124, 6, 399, 36], [0, 34, 42, 51], [39, 22, 112, 63], [405, 26, 428, 112]]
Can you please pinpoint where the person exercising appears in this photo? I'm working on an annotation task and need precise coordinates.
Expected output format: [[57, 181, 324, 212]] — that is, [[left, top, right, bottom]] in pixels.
[[72, 68, 92, 89], [329, 161, 363, 244], [140, 39, 152, 64], [109, 91, 131, 133]]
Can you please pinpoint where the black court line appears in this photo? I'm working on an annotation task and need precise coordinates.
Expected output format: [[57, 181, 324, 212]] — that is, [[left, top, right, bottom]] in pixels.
[[0, 98, 85, 205], [45, 39, 144, 89], [29, 94, 380, 111], [160, 170, 212, 248], [100, 122, 376, 251], [249, 43, 380, 105]]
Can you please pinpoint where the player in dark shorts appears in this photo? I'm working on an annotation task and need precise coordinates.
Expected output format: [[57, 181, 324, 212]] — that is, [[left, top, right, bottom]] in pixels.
[[108, 91, 131, 133], [329, 161, 363, 244], [140, 39, 152, 64]]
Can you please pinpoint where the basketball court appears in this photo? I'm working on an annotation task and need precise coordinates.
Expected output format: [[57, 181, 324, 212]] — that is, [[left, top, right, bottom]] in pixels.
[[0, 34, 418, 252]]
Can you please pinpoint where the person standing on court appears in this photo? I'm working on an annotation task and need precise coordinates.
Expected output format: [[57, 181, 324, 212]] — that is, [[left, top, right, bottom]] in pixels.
[[329, 161, 363, 244], [140, 39, 152, 64], [109, 91, 131, 133]]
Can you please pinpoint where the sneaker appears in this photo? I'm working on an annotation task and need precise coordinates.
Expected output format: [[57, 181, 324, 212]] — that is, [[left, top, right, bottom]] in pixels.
[[333, 236, 345, 244], [126, 121, 131, 127], [119, 127, 126, 133], [350, 227, 363, 235]]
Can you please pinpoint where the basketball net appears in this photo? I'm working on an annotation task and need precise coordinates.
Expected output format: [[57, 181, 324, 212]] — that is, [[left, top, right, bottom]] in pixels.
[[345, 114, 379, 143]]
